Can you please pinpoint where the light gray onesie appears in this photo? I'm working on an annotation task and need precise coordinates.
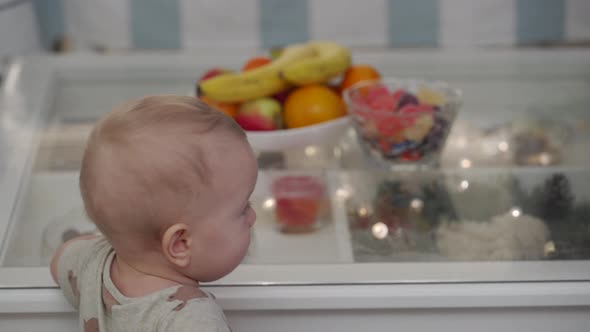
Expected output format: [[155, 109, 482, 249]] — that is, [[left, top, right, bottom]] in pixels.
[[57, 237, 232, 331]]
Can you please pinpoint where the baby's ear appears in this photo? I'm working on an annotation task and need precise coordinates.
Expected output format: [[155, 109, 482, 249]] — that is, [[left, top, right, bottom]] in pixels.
[[161, 224, 192, 268]]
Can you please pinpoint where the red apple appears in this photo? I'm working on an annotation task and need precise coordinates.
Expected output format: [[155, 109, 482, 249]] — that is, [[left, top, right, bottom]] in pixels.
[[196, 67, 232, 96], [199, 67, 231, 82], [235, 98, 282, 131]]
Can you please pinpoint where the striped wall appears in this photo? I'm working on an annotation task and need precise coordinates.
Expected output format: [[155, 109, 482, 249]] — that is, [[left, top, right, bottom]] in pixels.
[[30, 0, 590, 51], [0, 0, 40, 57]]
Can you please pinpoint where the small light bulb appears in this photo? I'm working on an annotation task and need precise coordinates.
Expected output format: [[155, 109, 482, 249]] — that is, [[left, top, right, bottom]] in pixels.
[[358, 207, 368, 217], [410, 198, 423, 211], [498, 141, 509, 152], [544, 241, 556, 257], [510, 208, 522, 218], [538, 152, 552, 166], [304, 146, 318, 157], [460, 158, 472, 169], [336, 187, 352, 199], [372, 222, 389, 240], [263, 198, 275, 210], [459, 180, 470, 191]]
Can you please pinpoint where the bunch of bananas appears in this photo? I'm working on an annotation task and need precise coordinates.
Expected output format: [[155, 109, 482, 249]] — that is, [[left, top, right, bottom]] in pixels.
[[198, 41, 351, 103]]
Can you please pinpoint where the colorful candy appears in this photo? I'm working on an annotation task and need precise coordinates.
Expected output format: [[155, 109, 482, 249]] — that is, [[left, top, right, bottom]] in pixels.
[[350, 84, 452, 162], [397, 93, 419, 109], [417, 87, 446, 107]]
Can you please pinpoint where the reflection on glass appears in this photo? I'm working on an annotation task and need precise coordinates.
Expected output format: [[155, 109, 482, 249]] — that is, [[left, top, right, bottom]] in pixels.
[[4, 61, 22, 96], [460, 158, 472, 168], [510, 207, 522, 218], [538, 152, 553, 166], [262, 198, 275, 210], [333, 146, 342, 158], [345, 170, 590, 263], [4, 58, 590, 275], [371, 222, 388, 240], [336, 186, 353, 200], [544, 241, 556, 257], [498, 141, 509, 152], [358, 207, 369, 217], [304, 146, 318, 157], [459, 180, 469, 191], [455, 136, 468, 149], [410, 198, 423, 211]]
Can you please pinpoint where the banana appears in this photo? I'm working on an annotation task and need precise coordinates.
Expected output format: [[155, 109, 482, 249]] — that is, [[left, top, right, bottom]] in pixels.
[[198, 43, 315, 103], [280, 41, 351, 86]]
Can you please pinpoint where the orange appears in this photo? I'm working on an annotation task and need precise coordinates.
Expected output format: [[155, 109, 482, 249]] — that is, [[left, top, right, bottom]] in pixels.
[[339, 64, 381, 92], [283, 85, 346, 129], [200, 96, 239, 118], [242, 56, 272, 71]]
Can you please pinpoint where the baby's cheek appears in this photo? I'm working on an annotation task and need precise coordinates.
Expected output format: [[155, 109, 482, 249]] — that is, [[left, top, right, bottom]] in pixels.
[[246, 209, 256, 227], [238, 231, 252, 257]]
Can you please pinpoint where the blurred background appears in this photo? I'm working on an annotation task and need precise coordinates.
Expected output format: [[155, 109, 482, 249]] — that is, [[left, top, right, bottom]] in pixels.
[[1, 0, 589, 63], [2, 0, 590, 293]]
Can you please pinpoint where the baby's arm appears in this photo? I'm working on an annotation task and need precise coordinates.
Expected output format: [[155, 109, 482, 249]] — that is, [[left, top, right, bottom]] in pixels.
[[50, 234, 106, 309], [50, 234, 100, 285]]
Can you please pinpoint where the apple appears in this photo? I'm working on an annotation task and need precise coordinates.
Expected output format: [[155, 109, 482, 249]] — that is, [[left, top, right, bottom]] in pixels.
[[196, 67, 232, 96], [199, 67, 231, 82], [235, 98, 282, 131]]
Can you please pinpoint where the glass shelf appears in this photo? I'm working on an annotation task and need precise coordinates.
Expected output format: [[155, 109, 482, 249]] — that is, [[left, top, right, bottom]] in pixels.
[[1, 50, 590, 287]]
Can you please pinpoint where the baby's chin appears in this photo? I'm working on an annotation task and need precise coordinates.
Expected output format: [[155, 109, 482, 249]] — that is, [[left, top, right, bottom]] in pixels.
[[193, 265, 240, 283], [192, 251, 249, 283]]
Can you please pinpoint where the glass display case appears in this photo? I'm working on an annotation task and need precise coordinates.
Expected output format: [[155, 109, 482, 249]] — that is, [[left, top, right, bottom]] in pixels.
[[1, 49, 590, 290]]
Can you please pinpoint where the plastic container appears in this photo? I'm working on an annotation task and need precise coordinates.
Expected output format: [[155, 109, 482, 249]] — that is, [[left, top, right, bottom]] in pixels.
[[271, 175, 326, 233]]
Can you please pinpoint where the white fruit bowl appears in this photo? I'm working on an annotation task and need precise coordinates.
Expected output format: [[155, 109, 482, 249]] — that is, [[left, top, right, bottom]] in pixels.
[[245, 116, 351, 151]]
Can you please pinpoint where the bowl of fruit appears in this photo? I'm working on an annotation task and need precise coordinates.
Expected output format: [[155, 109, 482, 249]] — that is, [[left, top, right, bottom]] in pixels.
[[342, 78, 462, 167], [195, 41, 375, 151]]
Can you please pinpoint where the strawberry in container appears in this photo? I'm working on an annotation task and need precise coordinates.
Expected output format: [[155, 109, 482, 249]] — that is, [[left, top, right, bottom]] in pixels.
[[271, 174, 327, 234]]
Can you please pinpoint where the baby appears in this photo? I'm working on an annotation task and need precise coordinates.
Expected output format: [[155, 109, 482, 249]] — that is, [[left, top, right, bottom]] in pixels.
[[50, 95, 258, 331]]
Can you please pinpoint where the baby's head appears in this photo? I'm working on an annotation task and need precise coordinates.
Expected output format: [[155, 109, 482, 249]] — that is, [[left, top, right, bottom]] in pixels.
[[80, 95, 258, 282]]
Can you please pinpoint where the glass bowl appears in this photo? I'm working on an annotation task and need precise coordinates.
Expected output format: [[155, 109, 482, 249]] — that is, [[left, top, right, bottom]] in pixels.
[[342, 78, 462, 168]]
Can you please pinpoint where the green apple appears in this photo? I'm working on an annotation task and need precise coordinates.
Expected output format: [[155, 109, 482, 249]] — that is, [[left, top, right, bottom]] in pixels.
[[235, 98, 283, 131]]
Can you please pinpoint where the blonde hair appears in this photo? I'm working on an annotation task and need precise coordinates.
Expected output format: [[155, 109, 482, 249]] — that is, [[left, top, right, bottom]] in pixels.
[[80, 95, 245, 246]]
